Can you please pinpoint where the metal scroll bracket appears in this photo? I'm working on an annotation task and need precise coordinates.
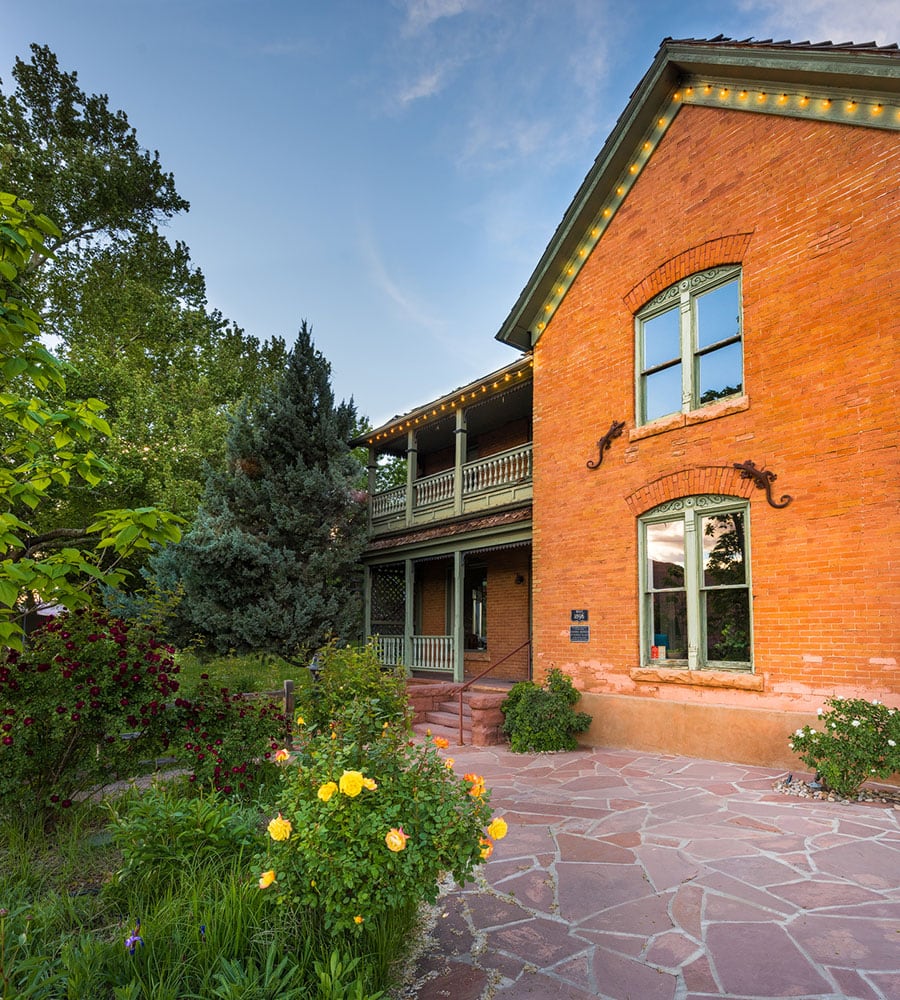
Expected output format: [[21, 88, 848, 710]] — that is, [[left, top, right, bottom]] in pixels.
[[733, 460, 793, 509], [587, 420, 626, 470]]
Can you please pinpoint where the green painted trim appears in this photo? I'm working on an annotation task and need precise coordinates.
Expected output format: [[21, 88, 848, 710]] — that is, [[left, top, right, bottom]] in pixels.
[[497, 40, 900, 353]]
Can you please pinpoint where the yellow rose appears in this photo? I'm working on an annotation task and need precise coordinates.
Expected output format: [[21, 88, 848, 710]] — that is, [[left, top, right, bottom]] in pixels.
[[433, 736, 449, 749], [354, 915, 364, 924], [479, 837, 494, 860], [487, 817, 508, 841], [296, 715, 305, 726], [385, 827, 409, 852], [317, 781, 338, 802], [445, 757, 455, 769], [339, 770, 364, 797], [362, 777, 378, 791], [258, 869, 276, 889], [274, 748, 290, 763], [267, 813, 292, 841]]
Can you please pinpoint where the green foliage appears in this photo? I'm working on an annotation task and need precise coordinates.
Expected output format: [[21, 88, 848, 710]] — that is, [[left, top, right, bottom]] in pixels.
[[168, 677, 287, 801], [501, 668, 592, 753], [0, 609, 179, 821], [302, 643, 411, 742], [0, 192, 184, 648], [258, 715, 503, 933], [107, 784, 258, 888], [175, 649, 300, 698], [789, 696, 900, 798], [155, 324, 367, 660], [0, 45, 290, 541]]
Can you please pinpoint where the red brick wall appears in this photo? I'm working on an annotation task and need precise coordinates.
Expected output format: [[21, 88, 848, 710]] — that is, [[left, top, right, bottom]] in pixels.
[[417, 416, 532, 477], [532, 105, 899, 721], [413, 551, 532, 681]]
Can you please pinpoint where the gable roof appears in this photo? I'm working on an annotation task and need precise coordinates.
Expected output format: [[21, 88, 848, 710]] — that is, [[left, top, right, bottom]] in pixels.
[[495, 36, 900, 352]]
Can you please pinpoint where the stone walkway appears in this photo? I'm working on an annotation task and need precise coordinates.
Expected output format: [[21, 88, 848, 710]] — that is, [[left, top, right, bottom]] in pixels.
[[407, 745, 900, 1000]]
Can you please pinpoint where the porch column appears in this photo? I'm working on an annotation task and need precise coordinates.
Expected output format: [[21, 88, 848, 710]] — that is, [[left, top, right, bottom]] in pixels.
[[362, 565, 372, 641], [453, 407, 466, 516], [405, 430, 417, 528], [403, 558, 415, 676], [452, 549, 465, 682], [366, 447, 377, 531]]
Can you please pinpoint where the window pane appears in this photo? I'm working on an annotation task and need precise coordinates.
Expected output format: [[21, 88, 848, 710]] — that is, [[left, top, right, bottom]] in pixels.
[[701, 512, 746, 586], [704, 588, 750, 661], [698, 341, 742, 404], [647, 520, 684, 589], [644, 364, 682, 422], [641, 306, 680, 369], [651, 591, 688, 660], [696, 278, 739, 349]]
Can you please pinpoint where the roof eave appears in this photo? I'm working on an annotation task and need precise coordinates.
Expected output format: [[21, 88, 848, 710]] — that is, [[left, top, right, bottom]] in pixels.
[[494, 38, 900, 351]]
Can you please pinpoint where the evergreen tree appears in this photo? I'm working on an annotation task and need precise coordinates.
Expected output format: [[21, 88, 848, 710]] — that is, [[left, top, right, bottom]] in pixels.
[[155, 324, 366, 660]]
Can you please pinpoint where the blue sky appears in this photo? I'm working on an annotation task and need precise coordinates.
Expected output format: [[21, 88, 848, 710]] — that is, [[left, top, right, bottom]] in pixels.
[[3, 1, 898, 425]]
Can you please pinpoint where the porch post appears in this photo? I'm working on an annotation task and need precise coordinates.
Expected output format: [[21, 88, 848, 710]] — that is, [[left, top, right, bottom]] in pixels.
[[453, 407, 466, 516], [405, 430, 417, 528], [404, 558, 415, 676], [366, 447, 377, 531], [362, 565, 372, 643], [452, 549, 465, 682]]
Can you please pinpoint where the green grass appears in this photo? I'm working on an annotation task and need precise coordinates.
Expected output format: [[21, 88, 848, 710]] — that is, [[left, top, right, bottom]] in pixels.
[[174, 650, 310, 700]]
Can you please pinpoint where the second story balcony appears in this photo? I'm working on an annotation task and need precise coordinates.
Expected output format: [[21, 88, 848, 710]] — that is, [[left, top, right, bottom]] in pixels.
[[355, 357, 533, 538]]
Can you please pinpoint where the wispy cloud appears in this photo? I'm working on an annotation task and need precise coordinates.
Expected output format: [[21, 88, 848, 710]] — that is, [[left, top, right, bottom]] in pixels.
[[358, 225, 447, 338], [401, 0, 481, 36], [737, 0, 900, 44]]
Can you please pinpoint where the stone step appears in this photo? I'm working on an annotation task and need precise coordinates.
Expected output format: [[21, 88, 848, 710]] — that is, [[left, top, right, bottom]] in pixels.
[[412, 721, 467, 744], [424, 709, 470, 730], [439, 699, 473, 716]]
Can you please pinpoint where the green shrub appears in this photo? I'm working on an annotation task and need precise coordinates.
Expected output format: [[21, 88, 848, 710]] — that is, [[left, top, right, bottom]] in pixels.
[[501, 668, 591, 752], [168, 677, 286, 801], [300, 642, 411, 743], [256, 709, 506, 933], [0, 609, 178, 821], [789, 696, 900, 797], [107, 783, 258, 888]]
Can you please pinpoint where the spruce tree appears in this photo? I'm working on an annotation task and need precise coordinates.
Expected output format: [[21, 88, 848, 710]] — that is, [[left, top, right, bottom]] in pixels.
[[155, 324, 366, 660]]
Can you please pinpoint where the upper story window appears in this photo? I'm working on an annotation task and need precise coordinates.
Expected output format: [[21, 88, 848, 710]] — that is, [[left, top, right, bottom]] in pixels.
[[636, 266, 743, 425]]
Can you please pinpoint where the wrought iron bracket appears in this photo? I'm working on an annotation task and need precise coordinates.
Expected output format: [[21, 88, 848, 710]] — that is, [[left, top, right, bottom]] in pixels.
[[587, 420, 626, 469], [733, 460, 793, 508]]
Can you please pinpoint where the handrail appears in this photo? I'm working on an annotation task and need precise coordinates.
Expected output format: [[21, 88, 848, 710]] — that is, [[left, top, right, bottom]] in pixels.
[[455, 638, 532, 745]]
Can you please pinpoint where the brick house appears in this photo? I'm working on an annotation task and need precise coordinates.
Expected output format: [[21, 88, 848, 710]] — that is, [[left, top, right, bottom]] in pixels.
[[358, 37, 899, 766]]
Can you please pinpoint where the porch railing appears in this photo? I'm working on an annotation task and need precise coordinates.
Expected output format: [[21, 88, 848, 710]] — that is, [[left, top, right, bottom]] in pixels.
[[374, 634, 404, 667], [463, 444, 532, 495], [370, 442, 533, 526], [410, 635, 454, 673]]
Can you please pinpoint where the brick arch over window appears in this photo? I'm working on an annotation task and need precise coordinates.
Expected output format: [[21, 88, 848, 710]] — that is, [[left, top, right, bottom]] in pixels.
[[625, 466, 754, 517], [623, 233, 754, 313]]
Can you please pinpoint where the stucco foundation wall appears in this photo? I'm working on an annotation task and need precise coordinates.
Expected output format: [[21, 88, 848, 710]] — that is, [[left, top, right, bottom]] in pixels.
[[577, 691, 817, 769], [531, 105, 900, 750]]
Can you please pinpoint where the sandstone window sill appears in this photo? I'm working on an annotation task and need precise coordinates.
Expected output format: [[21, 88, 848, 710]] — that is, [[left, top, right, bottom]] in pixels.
[[630, 666, 764, 691], [630, 395, 750, 441]]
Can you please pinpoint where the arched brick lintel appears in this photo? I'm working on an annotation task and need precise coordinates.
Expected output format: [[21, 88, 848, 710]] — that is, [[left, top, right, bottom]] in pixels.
[[623, 232, 755, 313], [625, 466, 754, 517]]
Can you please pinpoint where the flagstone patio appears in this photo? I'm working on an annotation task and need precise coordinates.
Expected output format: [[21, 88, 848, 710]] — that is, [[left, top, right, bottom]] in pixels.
[[406, 745, 900, 1000]]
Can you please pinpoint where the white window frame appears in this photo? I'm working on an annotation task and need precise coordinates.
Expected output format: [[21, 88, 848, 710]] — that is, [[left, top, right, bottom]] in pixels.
[[636, 265, 743, 426], [639, 495, 753, 671]]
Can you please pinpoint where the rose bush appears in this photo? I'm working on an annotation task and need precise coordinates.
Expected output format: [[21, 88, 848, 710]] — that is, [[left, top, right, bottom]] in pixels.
[[0, 609, 178, 820], [256, 705, 507, 932], [168, 676, 286, 801], [789, 696, 900, 797]]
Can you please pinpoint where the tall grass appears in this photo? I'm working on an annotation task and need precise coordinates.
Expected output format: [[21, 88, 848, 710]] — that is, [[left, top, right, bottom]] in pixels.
[[0, 788, 409, 999]]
